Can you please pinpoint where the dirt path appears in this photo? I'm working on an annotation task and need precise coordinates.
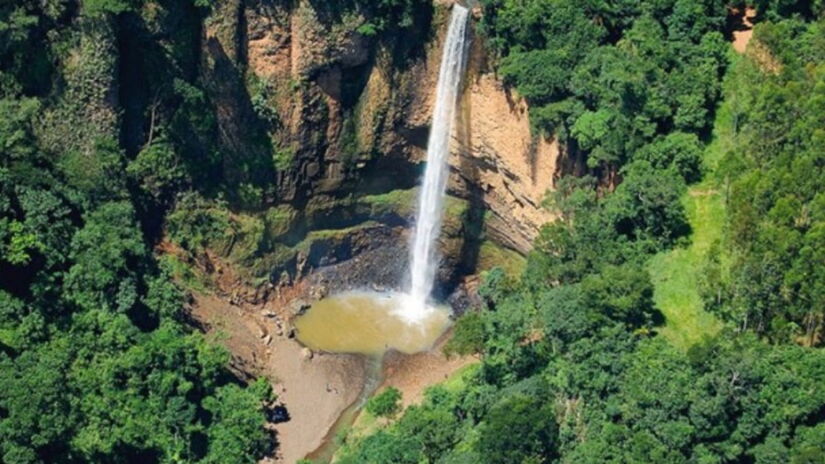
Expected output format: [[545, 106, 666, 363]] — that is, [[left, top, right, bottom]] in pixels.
[[731, 7, 756, 54], [266, 335, 367, 463]]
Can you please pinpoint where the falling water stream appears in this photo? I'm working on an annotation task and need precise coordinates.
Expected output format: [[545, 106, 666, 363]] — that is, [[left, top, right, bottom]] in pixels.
[[406, 4, 471, 320]]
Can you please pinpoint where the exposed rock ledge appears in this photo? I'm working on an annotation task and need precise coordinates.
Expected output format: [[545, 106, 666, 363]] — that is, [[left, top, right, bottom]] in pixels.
[[450, 74, 558, 253]]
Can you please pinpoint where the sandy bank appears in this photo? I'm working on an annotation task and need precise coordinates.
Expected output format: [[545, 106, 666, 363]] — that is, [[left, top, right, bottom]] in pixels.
[[189, 294, 368, 463], [190, 293, 474, 463], [380, 331, 476, 408]]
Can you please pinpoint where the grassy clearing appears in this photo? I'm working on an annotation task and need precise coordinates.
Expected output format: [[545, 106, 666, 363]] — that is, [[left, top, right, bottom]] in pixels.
[[646, 64, 741, 350], [440, 362, 481, 392], [648, 183, 724, 350], [361, 188, 417, 218], [159, 253, 212, 294], [477, 241, 527, 278]]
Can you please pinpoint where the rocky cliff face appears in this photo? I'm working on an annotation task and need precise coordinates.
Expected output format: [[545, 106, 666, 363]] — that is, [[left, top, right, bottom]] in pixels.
[[199, 0, 560, 286], [388, 9, 560, 254], [451, 73, 559, 253]]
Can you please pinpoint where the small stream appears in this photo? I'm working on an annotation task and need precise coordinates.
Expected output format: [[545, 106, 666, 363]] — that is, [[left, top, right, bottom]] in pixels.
[[304, 356, 383, 463]]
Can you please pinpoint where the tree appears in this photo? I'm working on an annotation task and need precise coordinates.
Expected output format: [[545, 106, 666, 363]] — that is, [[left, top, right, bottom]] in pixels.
[[636, 132, 703, 183], [202, 380, 273, 463], [366, 387, 402, 418], [607, 160, 688, 245], [704, 21, 825, 343], [337, 430, 420, 464], [64, 201, 147, 313], [58, 137, 128, 206], [0, 341, 76, 463], [127, 137, 188, 203], [580, 264, 656, 327], [477, 394, 558, 464], [444, 311, 486, 357], [82, 0, 141, 17]]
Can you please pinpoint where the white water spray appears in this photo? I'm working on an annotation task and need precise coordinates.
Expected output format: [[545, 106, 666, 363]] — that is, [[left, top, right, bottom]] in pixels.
[[404, 5, 470, 322]]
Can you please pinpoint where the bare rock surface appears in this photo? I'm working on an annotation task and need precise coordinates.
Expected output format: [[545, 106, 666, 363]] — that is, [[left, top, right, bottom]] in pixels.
[[450, 73, 559, 253], [204, 0, 561, 258]]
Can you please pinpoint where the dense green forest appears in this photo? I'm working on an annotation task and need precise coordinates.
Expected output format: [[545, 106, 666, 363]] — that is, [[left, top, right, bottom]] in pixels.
[[0, 0, 281, 462], [337, 1, 825, 463], [2, 0, 824, 463], [1, 0, 430, 461]]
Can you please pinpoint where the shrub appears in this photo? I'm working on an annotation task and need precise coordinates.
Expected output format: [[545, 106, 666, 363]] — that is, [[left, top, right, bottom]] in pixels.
[[366, 387, 402, 418]]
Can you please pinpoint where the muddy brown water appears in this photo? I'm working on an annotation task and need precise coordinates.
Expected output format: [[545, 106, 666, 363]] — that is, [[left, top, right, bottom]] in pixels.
[[294, 291, 453, 462], [294, 292, 452, 356]]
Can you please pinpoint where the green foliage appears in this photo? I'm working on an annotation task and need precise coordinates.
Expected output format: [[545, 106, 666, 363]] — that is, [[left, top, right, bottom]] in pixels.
[[476, 241, 527, 278], [0, 7, 273, 461], [169, 79, 221, 188], [752, 0, 825, 20], [127, 137, 188, 202], [314, 0, 430, 33], [636, 132, 704, 183], [39, 18, 120, 156], [3, 2, 825, 463], [525, 164, 688, 290], [1, 220, 41, 265], [248, 74, 279, 126], [345, 11, 825, 464], [356, 22, 378, 36], [0, 6, 54, 94], [477, 394, 557, 464], [481, 0, 728, 171], [166, 192, 231, 252], [702, 20, 825, 345], [237, 183, 264, 210], [64, 201, 147, 313], [366, 387, 402, 418], [0, 98, 39, 160], [272, 144, 295, 172], [338, 430, 420, 464], [83, 0, 140, 17], [580, 264, 655, 327], [59, 137, 128, 206], [339, 386, 467, 463], [340, 113, 361, 168], [202, 379, 273, 463], [444, 311, 486, 358], [648, 176, 725, 349], [609, 160, 689, 245]]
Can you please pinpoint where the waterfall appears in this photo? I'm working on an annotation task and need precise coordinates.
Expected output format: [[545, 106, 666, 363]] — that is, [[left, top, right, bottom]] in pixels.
[[404, 5, 470, 321]]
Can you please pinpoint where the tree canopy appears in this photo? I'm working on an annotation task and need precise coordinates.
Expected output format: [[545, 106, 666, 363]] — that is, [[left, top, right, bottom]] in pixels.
[[338, 3, 825, 464]]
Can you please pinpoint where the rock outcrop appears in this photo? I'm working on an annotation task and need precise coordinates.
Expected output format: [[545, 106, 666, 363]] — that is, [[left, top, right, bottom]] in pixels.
[[450, 74, 559, 253], [391, 13, 559, 253], [200, 0, 560, 286]]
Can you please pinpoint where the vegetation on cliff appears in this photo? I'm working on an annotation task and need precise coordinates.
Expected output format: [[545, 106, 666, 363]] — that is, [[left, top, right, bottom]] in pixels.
[[2, 0, 824, 463], [0, 0, 442, 461], [0, 1, 277, 462]]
